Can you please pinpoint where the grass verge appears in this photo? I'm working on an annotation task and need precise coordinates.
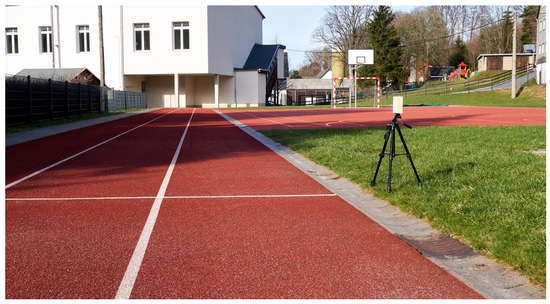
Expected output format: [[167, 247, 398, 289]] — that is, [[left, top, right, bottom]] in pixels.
[[5, 109, 145, 134], [261, 125, 546, 286]]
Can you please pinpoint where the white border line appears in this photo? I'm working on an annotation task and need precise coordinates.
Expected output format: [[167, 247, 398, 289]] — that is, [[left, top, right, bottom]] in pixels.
[[5, 109, 179, 190], [115, 108, 195, 300], [5, 193, 338, 201]]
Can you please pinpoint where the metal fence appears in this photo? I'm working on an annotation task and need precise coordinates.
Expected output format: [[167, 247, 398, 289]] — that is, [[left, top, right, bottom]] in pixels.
[[5, 75, 147, 126], [104, 88, 147, 111]]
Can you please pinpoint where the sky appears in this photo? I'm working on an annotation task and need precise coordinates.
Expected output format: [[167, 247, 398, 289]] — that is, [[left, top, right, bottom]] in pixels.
[[259, 5, 419, 70]]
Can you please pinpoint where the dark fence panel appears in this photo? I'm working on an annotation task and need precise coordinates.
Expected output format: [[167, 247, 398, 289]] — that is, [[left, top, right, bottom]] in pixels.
[[5, 75, 101, 126], [6, 76, 148, 127]]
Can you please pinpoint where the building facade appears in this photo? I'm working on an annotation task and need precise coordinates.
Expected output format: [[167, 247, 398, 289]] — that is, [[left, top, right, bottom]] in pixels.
[[536, 5, 546, 84], [5, 5, 285, 108]]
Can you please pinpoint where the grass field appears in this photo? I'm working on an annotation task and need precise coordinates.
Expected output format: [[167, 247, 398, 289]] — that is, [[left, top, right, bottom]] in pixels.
[[360, 85, 546, 108], [261, 125, 546, 286]]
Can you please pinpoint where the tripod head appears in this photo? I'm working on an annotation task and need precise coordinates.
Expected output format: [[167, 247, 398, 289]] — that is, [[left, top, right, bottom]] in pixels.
[[391, 113, 412, 129]]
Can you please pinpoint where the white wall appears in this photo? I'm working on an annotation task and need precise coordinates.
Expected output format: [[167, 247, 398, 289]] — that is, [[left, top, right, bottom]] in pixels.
[[122, 6, 210, 75], [235, 70, 265, 107], [207, 6, 263, 76], [5, 6, 60, 74]]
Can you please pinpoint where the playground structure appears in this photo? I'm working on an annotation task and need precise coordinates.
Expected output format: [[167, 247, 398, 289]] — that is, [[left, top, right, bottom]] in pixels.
[[447, 62, 471, 81]]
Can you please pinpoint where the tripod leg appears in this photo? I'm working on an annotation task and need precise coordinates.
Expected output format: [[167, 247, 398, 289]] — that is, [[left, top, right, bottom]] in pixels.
[[370, 129, 390, 186], [387, 124, 396, 193], [396, 126, 422, 186]]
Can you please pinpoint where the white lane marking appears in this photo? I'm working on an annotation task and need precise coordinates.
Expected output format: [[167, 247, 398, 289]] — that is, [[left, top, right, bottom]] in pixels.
[[5, 193, 338, 201], [5, 109, 180, 190], [236, 111, 294, 128], [115, 108, 195, 300]]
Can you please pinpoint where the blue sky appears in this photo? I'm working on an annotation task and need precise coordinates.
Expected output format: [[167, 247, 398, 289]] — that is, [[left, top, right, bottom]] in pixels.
[[259, 5, 419, 70]]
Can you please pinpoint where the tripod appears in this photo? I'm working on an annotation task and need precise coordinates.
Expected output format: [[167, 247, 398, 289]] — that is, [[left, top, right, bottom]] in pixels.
[[370, 113, 422, 193]]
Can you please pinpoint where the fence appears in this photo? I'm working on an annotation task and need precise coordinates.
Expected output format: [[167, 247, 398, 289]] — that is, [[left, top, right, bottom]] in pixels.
[[389, 64, 535, 99], [5, 75, 147, 127], [105, 89, 147, 111]]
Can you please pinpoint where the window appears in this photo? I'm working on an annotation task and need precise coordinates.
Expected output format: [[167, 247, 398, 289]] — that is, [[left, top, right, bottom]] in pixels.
[[40, 26, 53, 53], [173, 22, 189, 50], [134, 23, 150, 51], [78, 25, 90, 53], [6, 28, 18, 54]]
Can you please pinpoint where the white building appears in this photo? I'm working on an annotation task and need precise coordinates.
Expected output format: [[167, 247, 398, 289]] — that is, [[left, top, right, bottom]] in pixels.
[[5, 5, 286, 108], [536, 5, 546, 84]]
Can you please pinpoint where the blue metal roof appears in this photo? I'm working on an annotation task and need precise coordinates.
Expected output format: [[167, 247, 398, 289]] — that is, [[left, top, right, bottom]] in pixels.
[[240, 44, 285, 70]]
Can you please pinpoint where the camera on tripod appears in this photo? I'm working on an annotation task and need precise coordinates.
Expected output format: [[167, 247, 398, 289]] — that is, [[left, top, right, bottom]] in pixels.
[[371, 96, 421, 193]]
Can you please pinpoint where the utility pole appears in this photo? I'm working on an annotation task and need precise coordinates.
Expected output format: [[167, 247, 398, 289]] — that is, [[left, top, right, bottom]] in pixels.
[[98, 5, 106, 111], [511, 12, 517, 99]]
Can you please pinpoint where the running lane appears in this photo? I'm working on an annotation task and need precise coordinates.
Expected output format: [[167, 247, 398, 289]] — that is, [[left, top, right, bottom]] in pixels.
[[128, 109, 483, 299], [221, 106, 545, 129], [5, 109, 195, 298]]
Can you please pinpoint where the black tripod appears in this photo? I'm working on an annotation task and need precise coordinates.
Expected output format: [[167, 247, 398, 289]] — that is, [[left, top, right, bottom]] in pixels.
[[370, 113, 422, 193]]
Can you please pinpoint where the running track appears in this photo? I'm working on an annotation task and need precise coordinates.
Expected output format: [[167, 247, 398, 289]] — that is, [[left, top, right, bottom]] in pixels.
[[5, 108, 487, 299], [219, 106, 545, 129]]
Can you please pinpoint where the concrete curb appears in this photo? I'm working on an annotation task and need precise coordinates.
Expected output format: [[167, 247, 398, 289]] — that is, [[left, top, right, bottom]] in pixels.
[[215, 109, 546, 299], [6, 108, 158, 147]]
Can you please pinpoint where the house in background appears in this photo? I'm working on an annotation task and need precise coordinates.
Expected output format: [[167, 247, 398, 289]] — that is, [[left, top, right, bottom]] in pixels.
[[536, 5, 546, 84], [476, 53, 535, 72], [5, 5, 286, 108], [15, 68, 100, 85]]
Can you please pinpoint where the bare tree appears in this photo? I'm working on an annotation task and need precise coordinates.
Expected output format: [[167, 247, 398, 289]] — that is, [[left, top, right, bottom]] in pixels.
[[312, 5, 375, 67]]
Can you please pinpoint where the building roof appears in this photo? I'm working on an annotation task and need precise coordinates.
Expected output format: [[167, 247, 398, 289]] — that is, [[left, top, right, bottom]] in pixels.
[[15, 68, 100, 85], [240, 44, 285, 71], [476, 53, 536, 60], [287, 78, 352, 90]]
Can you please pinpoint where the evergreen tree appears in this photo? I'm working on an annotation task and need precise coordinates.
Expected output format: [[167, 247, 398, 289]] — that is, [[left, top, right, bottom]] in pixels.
[[358, 6, 406, 87], [520, 6, 539, 46], [290, 70, 302, 79], [448, 37, 469, 67]]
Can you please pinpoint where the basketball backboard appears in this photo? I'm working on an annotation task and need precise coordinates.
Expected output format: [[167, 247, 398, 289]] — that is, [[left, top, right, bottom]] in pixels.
[[348, 49, 374, 65]]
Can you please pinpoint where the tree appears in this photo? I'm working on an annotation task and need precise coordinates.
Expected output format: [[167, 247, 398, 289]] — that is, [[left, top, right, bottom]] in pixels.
[[448, 37, 469, 67], [520, 6, 539, 46], [359, 6, 406, 87], [297, 47, 332, 78], [312, 5, 375, 69], [289, 70, 302, 79]]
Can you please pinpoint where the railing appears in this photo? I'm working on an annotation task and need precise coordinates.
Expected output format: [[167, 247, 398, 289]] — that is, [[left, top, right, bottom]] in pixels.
[[390, 64, 535, 99]]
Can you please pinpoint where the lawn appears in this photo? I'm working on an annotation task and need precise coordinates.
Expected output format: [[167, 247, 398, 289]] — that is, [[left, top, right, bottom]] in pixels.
[[261, 125, 546, 286]]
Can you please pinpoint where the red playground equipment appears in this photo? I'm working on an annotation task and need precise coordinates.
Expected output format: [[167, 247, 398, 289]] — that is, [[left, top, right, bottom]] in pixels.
[[447, 62, 471, 81]]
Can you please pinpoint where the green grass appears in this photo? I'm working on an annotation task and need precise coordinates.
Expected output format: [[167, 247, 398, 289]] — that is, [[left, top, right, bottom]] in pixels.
[[261, 126, 546, 286], [5, 109, 145, 134], [357, 85, 546, 108]]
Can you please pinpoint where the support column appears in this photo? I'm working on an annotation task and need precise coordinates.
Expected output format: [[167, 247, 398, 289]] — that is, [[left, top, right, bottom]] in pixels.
[[174, 73, 179, 108], [214, 74, 220, 108]]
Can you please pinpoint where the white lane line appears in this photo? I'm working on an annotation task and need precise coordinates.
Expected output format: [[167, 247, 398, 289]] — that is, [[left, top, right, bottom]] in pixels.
[[236, 111, 294, 128], [5, 193, 338, 201], [5, 109, 180, 190], [115, 108, 195, 300]]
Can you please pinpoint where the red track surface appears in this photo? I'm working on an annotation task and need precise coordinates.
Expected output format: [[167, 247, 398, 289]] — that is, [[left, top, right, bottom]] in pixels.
[[5, 108, 484, 299], [220, 106, 545, 130]]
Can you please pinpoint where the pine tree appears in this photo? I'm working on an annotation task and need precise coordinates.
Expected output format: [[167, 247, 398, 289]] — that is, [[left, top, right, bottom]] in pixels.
[[448, 37, 469, 67], [358, 5, 406, 87]]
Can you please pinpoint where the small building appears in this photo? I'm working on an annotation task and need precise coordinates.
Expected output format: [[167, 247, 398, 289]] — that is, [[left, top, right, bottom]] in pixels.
[[15, 68, 100, 85], [477, 53, 535, 72]]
